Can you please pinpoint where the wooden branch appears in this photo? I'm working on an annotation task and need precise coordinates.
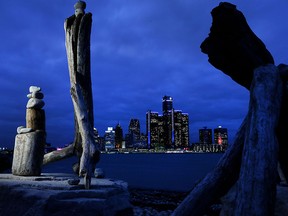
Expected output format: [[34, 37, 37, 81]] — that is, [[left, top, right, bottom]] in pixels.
[[42, 144, 74, 166], [234, 65, 282, 215], [70, 83, 99, 188], [172, 115, 246, 216]]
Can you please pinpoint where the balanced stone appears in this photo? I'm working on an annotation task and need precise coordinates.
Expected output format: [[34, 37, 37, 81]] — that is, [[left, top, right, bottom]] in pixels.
[[29, 86, 41, 93], [94, 168, 105, 178], [74, 0, 86, 16], [26, 98, 45, 109], [16, 126, 25, 134], [12, 131, 46, 176], [27, 92, 44, 99], [17, 127, 34, 134], [26, 108, 45, 131]]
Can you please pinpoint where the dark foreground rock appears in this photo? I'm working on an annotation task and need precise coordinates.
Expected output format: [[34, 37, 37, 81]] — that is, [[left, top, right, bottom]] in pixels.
[[130, 188, 221, 216], [130, 184, 288, 216], [0, 151, 12, 173], [0, 174, 133, 216]]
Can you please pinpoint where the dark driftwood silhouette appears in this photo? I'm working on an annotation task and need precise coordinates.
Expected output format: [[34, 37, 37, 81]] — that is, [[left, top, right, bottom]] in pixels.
[[200, 2, 274, 90], [173, 2, 286, 215]]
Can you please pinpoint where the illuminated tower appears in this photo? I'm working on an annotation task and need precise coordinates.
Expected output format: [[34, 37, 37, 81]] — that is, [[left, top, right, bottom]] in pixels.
[[162, 95, 173, 114], [173, 110, 182, 148], [104, 127, 115, 150], [146, 96, 190, 149], [199, 127, 212, 144], [172, 110, 189, 148], [162, 96, 174, 148], [146, 110, 159, 149], [181, 112, 189, 147], [214, 126, 228, 146], [128, 119, 140, 147]]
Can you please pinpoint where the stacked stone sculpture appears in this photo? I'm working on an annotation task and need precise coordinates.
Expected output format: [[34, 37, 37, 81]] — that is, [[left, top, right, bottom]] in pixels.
[[12, 86, 46, 176]]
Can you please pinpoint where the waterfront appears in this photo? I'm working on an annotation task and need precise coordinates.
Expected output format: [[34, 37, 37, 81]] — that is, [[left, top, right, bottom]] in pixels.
[[42, 153, 223, 192]]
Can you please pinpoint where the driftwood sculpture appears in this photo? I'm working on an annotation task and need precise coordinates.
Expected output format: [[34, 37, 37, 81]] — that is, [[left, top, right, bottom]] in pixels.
[[173, 2, 287, 215], [42, 1, 100, 189], [64, 0, 100, 189], [42, 2, 100, 189]]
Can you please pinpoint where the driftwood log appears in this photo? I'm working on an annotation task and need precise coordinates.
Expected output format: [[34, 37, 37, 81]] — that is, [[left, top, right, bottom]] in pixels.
[[42, 2, 100, 186], [200, 2, 274, 90], [63, 1, 99, 188], [43, 144, 74, 165], [172, 115, 246, 216], [173, 2, 287, 215], [234, 65, 282, 215]]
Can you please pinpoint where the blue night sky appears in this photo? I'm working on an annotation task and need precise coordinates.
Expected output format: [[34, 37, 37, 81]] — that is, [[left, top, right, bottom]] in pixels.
[[1, 0, 288, 148]]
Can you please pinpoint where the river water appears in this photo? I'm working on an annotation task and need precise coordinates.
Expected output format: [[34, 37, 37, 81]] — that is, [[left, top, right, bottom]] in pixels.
[[42, 153, 223, 192]]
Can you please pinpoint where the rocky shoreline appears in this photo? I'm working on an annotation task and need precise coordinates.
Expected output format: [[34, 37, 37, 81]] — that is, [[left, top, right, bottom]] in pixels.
[[129, 188, 222, 216]]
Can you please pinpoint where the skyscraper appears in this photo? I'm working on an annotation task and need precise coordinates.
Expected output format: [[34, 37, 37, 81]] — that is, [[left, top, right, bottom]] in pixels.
[[173, 110, 190, 148], [162, 95, 173, 114], [214, 126, 228, 146], [128, 119, 140, 148], [146, 96, 189, 149], [104, 127, 115, 150], [114, 123, 123, 149], [181, 113, 189, 147], [199, 127, 212, 144], [146, 110, 159, 149]]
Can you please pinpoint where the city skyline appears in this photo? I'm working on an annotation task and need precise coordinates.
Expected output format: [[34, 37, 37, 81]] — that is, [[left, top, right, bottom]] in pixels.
[[95, 96, 228, 150], [1, 1, 288, 148]]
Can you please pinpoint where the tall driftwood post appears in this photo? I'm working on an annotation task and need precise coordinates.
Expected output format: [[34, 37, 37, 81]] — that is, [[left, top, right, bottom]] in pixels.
[[64, 1, 99, 189], [234, 65, 282, 215], [173, 2, 286, 215]]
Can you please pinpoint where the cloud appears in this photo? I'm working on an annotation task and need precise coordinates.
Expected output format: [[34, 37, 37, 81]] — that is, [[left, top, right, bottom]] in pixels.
[[1, 0, 287, 148]]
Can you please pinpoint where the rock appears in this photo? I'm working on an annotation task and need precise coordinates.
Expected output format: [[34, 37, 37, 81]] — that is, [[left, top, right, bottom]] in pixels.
[[26, 98, 45, 109], [67, 178, 80, 185], [0, 152, 12, 173], [200, 2, 274, 90], [72, 162, 80, 174], [16, 126, 25, 134], [17, 127, 33, 134], [0, 174, 133, 216], [26, 108, 45, 131], [29, 86, 41, 93], [27, 92, 44, 99], [94, 168, 105, 178], [12, 131, 46, 176]]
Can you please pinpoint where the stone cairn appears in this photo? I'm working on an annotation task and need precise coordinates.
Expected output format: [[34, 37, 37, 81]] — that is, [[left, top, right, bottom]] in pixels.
[[12, 86, 46, 176]]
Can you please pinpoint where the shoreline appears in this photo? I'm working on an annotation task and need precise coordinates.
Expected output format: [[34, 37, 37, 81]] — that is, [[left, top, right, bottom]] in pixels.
[[129, 187, 222, 216]]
